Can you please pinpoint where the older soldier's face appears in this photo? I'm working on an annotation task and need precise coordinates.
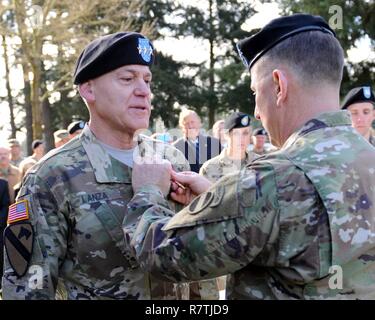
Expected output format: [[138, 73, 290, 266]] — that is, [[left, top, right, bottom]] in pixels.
[[347, 102, 375, 137], [87, 65, 152, 134]]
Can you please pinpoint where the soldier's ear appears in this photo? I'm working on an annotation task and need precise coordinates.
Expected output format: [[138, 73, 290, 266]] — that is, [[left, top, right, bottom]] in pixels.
[[78, 81, 95, 103], [272, 69, 287, 107]]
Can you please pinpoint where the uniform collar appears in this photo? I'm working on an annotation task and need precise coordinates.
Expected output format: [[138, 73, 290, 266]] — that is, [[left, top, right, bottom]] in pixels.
[[218, 148, 253, 165], [80, 125, 132, 183], [283, 111, 351, 150]]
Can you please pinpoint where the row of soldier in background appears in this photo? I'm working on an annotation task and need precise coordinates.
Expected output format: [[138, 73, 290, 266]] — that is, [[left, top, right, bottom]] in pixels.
[[1, 85, 373, 208], [1, 85, 373, 298], [1, 15, 375, 300], [0, 120, 84, 292], [0, 120, 85, 204], [151, 86, 375, 182]]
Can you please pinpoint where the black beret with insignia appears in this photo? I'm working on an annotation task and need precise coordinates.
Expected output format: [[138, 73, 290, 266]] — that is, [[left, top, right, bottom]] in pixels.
[[252, 128, 267, 136], [73, 32, 154, 85], [31, 139, 43, 150], [67, 120, 85, 135], [341, 86, 375, 110], [224, 112, 251, 132], [236, 13, 336, 70]]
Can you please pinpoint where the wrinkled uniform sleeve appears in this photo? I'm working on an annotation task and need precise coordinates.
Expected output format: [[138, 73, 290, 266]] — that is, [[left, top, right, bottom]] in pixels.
[[2, 172, 68, 300], [123, 163, 280, 283]]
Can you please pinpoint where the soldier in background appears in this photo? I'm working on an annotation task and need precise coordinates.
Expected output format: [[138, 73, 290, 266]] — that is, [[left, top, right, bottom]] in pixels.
[[200, 112, 254, 183], [341, 85, 375, 146], [212, 119, 227, 148], [251, 128, 268, 155], [0, 146, 21, 204], [67, 120, 86, 140], [53, 129, 70, 148], [124, 14, 375, 299], [18, 139, 45, 180], [7, 139, 24, 168], [200, 111, 254, 295], [2, 32, 191, 300]]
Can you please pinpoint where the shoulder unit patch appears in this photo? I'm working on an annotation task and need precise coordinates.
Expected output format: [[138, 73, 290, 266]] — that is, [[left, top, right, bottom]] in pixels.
[[4, 222, 34, 277]]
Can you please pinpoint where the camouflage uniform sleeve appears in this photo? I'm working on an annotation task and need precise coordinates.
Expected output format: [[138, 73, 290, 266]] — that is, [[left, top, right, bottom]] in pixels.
[[124, 163, 279, 283], [164, 144, 190, 173], [2, 172, 68, 300]]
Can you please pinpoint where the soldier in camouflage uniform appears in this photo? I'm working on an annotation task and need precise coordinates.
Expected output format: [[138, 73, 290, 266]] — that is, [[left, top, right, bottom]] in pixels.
[[200, 112, 254, 183], [341, 86, 375, 147], [123, 14, 375, 299], [2, 32, 191, 300], [250, 128, 273, 156], [199, 112, 254, 296]]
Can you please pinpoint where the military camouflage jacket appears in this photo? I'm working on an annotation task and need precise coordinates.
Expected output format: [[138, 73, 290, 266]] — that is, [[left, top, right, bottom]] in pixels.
[[124, 111, 375, 299], [369, 134, 375, 147], [2, 125, 190, 300], [199, 149, 255, 183]]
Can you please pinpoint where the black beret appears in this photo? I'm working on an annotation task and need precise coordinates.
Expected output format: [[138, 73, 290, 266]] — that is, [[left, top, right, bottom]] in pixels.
[[73, 32, 154, 85], [67, 120, 85, 135], [236, 13, 336, 70], [253, 128, 267, 136], [341, 86, 375, 110], [224, 112, 251, 132], [31, 139, 43, 150]]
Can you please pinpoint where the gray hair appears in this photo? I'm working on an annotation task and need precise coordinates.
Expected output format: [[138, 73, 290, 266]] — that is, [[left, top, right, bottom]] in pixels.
[[178, 109, 200, 128], [259, 31, 344, 86]]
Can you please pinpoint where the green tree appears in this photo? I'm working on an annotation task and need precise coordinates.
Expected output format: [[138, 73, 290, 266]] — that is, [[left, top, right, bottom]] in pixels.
[[277, 0, 375, 98], [173, 0, 256, 128]]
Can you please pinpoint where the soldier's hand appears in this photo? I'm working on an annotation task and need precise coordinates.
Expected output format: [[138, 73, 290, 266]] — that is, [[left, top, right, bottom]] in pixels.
[[132, 156, 172, 196], [169, 171, 212, 205]]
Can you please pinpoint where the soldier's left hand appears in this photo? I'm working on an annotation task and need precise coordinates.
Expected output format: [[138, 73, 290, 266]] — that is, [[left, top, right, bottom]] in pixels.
[[132, 156, 173, 196]]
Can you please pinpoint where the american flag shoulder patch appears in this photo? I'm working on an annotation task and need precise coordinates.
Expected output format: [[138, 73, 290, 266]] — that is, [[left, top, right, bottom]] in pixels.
[[7, 199, 30, 224]]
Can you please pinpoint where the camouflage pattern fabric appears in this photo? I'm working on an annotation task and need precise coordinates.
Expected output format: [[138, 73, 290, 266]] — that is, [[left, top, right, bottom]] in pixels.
[[124, 111, 375, 299], [200, 149, 255, 183], [199, 148, 256, 296], [2, 125, 190, 300], [369, 134, 375, 147]]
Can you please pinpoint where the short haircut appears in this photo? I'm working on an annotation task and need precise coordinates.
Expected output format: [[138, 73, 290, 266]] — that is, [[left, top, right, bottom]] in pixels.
[[178, 109, 200, 128], [258, 31, 344, 86]]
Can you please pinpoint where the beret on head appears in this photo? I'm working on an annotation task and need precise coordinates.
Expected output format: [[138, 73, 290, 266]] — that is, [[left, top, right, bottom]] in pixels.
[[236, 13, 336, 70], [7, 138, 20, 147], [31, 139, 43, 150], [54, 129, 69, 142], [73, 32, 154, 85], [253, 128, 267, 136], [224, 112, 251, 132], [67, 120, 85, 135], [341, 86, 375, 110]]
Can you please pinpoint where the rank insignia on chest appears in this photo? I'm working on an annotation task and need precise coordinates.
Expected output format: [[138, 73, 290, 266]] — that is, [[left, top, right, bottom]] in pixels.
[[7, 199, 29, 224]]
